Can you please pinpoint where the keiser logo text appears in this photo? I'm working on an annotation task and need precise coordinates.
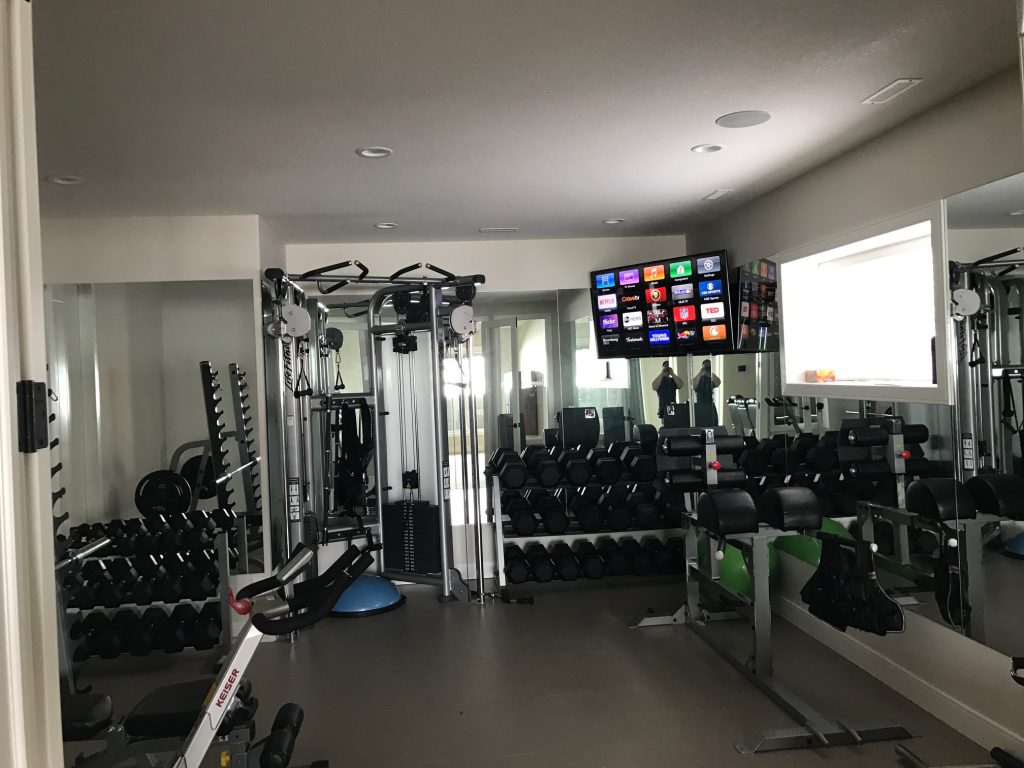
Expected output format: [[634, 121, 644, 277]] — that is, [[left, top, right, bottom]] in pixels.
[[215, 668, 242, 708]]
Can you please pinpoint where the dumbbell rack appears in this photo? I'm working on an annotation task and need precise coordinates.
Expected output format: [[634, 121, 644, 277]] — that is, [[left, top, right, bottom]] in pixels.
[[490, 476, 684, 598], [60, 531, 233, 664], [199, 361, 236, 514], [229, 363, 261, 570]]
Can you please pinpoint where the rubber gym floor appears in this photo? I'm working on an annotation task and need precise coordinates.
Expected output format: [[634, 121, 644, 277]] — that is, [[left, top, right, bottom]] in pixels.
[[69, 580, 987, 768]]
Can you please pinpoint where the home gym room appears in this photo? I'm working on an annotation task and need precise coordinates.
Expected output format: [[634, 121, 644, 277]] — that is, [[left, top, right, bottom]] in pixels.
[[2, 1, 1024, 767]]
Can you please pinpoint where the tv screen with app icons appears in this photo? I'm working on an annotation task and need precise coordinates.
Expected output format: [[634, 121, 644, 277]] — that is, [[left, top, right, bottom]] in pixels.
[[589, 250, 734, 359]]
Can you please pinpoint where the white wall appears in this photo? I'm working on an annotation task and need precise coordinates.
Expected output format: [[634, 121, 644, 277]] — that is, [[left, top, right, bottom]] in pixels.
[[948, 227, 1024, 263], [688, 68, 1024, 265], [42, 215, 260, 283], [287, 234, 688, 291]]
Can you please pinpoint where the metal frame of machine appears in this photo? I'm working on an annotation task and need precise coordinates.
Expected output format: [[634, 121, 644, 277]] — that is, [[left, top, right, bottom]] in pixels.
[[262, 261, 487, 601]]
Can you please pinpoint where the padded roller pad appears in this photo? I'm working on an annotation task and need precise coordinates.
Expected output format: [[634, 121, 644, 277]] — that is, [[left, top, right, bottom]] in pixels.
[[757, 486, 822, 531], [848, 424, 889, 447], [902, 424, 930, 445], [714, 469, 748, 488], [697, 488, 759, 535], [906, 478, 976, 521], [661, 435, 704, 457], [714, 435, 747, 456], [61, 692, 114, 741], [965, 474, 1024, 520]]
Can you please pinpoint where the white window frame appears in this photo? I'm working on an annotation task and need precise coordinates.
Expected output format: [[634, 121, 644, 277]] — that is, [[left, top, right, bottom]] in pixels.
[[776, 203, 952, 405]]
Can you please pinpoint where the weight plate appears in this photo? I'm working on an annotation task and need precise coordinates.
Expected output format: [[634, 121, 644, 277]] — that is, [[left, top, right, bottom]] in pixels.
[[180, 455, 217, 499], [135, 470, 192, 517]]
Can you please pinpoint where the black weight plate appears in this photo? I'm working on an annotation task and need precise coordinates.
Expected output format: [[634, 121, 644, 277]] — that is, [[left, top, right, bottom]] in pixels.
[[180, 455, 217, 499], [135, 470, 192, 517]]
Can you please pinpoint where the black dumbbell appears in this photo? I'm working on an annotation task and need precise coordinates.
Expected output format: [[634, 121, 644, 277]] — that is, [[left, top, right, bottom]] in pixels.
[[553, 447, 592, 485], [132, 554, 163, 578], [162, 604, 200, 653], [558, 486, 603, 533], [105, 610, 140, 659], [128, 606, 168, 656], [504, 544, 532, 584], [522, 446, 562, 488], [626, 483, 660, 529], [184, 567, 218, 601], [492, 449, 529, 489], [526, 490, 568, 535], [665, 537, 685, 573], [644, 538, 674, 574], [128, 578, 158, 606], [655, 489, 686, 528], [192, 603, 222, 650], [524, 543, 555, 583], [70, 613, 111, 661], [502, 492, 538, 537], [586, 448, 622, 484], [619, 537, 653, 576], [597, 539, 629, 576], [155, 575, 184, 604], [598, 490, 631, 531], [618, 443, 657, 482], [550, 542, 580, 581], [574, 541, 605, 579], [96, 572, 128, 609]]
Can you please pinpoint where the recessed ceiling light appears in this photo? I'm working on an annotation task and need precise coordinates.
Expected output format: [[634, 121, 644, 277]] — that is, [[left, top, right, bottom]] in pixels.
[[373, 222, 398, 229], [603, 218, 625, 225], [691, 144, 724, 154], [862, 78, 923, 105], [703, 189, 734, 201], [355, 147, 393, 159], [715, 110, 771, 128], [45, 175, 85, 186], [1008, 210, 1024, 217], [479, 227, 518, 233]]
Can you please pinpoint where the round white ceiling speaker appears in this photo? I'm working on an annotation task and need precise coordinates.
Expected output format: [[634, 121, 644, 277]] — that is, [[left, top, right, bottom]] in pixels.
[[282, 305, 312, 337]]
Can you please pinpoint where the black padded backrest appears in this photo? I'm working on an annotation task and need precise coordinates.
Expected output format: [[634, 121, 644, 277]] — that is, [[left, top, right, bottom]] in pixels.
[[906, 478, 976, 521], [559, 407, 600, 449], [965, 474, 1024, 520]]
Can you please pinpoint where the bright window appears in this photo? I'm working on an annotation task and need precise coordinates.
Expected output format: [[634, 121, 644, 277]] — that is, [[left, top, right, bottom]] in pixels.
[[780, 221, 943, 401]]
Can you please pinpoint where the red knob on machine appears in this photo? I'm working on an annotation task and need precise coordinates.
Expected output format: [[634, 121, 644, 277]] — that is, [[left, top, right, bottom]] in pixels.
[[709, 460, 722, 471], [900, 450, 911, 460]]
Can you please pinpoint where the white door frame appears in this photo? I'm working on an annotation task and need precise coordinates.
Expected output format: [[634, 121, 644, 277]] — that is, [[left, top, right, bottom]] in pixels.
[[0, 2, 64, 766]]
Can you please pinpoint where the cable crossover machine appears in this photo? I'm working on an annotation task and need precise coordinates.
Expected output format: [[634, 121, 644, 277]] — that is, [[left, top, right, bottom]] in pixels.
[[262, 260, 485, 601]]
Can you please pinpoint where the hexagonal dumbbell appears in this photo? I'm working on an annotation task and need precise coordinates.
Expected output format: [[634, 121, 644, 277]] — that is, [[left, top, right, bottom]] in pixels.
[[586, 448, 622, 484], [502, 492, 538, 537], [526, 489, 568, 535], [522, 446, 562, 488], [490, 448, 529, 490]]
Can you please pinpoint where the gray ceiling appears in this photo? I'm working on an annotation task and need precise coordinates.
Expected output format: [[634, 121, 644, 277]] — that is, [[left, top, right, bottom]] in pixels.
[[32, 0, 1018, 243], [947, 171, 1024, 229]]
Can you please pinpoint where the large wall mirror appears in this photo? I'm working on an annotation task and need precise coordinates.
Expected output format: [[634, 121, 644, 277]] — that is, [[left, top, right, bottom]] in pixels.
[[45, 279, 267, 575]]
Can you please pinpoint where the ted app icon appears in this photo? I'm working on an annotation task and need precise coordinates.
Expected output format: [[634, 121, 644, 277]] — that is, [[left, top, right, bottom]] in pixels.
[[643, 265, 666, 282], [645, 286, 667, 303], [673, 305, 696, 323], [700, 301, 725, 320], [702, 324, 727, 342]]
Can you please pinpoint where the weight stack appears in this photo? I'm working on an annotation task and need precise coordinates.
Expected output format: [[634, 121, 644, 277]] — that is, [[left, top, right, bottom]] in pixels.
[[382, 501, 442, 574]]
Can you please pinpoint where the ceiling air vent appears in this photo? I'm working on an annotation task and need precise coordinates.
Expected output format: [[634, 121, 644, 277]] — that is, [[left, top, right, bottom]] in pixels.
[[862, 78, 923, 105], [479, 227, 519, 233]]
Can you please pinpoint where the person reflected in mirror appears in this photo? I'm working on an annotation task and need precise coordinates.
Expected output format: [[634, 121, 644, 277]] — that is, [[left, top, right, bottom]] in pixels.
[[652, 360, 684, 424], [692, 358, 721, 427]]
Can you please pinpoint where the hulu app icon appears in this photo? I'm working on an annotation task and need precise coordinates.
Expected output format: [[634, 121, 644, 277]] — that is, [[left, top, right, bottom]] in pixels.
[[669, 260, 692, 279]]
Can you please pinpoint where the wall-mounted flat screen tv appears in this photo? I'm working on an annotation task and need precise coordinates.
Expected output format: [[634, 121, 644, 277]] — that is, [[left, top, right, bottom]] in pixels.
[[589, 250, 733, 359]]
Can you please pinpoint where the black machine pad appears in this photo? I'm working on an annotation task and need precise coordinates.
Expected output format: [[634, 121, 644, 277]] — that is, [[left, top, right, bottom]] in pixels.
[[757, 487, 822, 531], [906, 478, 976, 521], [62, 692, 113, 741], [696, 489, 759, 535], [965, 474, 1024, 520], [125, 678, 217, 740]]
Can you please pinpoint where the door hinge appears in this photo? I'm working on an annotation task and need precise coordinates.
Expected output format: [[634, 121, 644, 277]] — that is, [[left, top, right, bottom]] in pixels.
[[17, 380, 49, 453]]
